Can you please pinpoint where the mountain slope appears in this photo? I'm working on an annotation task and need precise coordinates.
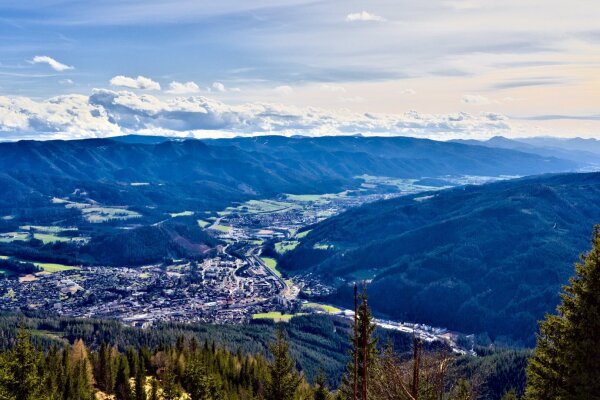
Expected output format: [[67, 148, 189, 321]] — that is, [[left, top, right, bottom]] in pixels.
[[281, 172, 600, 343]]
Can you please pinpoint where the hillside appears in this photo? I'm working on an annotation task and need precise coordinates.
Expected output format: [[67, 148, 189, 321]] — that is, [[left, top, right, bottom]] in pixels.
[[280, 172, 600, 343]]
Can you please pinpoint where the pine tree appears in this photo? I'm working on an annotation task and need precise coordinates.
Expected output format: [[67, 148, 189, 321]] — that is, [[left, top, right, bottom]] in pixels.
[[264, 328, 301, 400], [501, 389, 518, 400], [42, 345, 62, 399], [135, 353, 147, 400], [314, 370, 330, 400], [149, 377, 160, 400], [184, 355, 209, 400], [340, 283, 377, 400], [7, 329, 44, 400], [525, 225, 600, 399], [160, 364, 182, 400], [0, 352, 16, 400], [69, 339, 95, 400], [449, 379, 473, 400], [115, 356, 133, 400]]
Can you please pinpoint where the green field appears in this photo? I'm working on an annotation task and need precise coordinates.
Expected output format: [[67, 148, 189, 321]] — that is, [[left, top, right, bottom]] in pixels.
[[296, 230, 311, 239], [261, 257, 281, 277], [0, 232, 29, 243], [285, 194, 324, 202], [2, 226, 86, 244], [34, 263, 79, 273], [33, 233, 72, 244], [223, 199, 300, 215], [302, 302, 342, 314], [197, 219, 211, 228], [210, 224, 231, 233], [252, 312, 300, 322], [275, 240, 299, 254], [170, 211, 194, 218], [80, 207, 141, 223]]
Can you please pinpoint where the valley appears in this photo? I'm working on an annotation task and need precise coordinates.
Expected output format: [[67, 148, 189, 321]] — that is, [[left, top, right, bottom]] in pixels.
[[0, 171, 507, 354], [0, 135, 596, 350]]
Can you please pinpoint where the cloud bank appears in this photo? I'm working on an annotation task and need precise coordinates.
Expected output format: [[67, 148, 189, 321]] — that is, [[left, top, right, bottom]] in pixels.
[[0, 89, 512, 141]]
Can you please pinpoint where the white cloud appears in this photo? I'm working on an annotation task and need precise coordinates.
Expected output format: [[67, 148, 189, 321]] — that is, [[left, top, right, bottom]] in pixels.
[[0, 89, 513, 141], [59, 79, 74, 85], [211, 82, 226, 92], [166, 81, 200, 94], [274, 85, 294, 95], [0, 94, 120, 140], [109, 75, 161, 90], [462, 94, 492, 105], [30, 56, 74, 72], [345, 11, 385, 22]]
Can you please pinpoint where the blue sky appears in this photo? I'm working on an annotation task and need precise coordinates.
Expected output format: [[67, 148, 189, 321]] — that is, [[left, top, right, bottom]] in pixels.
[[0, 0, 599, 140]]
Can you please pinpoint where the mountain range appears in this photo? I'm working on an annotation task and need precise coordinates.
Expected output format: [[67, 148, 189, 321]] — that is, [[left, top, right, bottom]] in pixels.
[[452, 136, 600, 168], [0, 135, 578, 218]]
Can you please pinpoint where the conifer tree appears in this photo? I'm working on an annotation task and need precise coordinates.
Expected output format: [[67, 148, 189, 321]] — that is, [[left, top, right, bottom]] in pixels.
[[115, 356, 133, 400], [525, 225, 600, 399], [501, 389, 518, 400], [149, 377, 160, 400], [160, 364, 182, 400], [7, 329, 44, 400], [340, 283, 376, 400], [0, 351, 15, 400], [314, 370, 331, 400], [184, 355, 209, 400], [264, 328, 301, 400], [69, 339, 95, 400], [449, 379, 474, 400], [42, 345, 62, 399], [135, 353, 147, 400]]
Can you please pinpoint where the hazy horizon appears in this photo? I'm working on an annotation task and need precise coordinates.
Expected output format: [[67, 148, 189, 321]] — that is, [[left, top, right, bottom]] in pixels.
[[1, 1, 599, 141]]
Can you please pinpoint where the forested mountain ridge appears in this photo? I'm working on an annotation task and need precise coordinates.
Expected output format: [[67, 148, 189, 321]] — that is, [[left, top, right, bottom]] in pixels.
[[0, 135, 577, 213], [281, 172, 600, 343], [452, 135, 600, 167]]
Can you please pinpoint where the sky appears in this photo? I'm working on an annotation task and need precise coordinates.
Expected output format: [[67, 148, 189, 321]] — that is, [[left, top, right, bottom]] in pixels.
[[0, 0, 599, 141]]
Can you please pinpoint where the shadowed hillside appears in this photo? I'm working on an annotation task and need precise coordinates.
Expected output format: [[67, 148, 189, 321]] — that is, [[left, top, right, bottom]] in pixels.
[[281, 172, 600, 344]]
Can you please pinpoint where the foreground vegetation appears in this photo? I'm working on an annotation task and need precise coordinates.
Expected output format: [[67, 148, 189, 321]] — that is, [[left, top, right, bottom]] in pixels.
[[1, 223, 598, 399]]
